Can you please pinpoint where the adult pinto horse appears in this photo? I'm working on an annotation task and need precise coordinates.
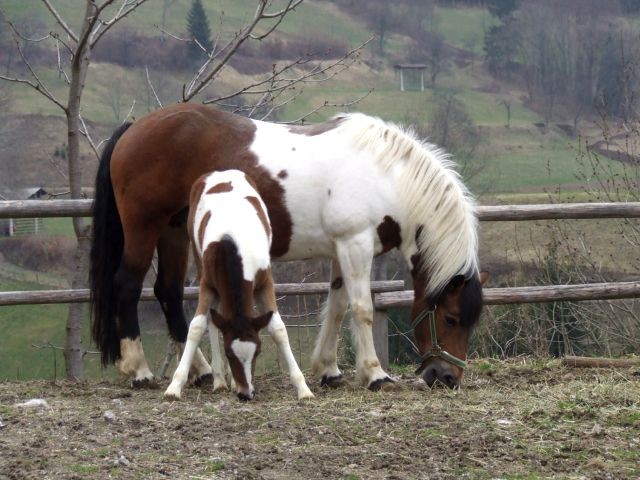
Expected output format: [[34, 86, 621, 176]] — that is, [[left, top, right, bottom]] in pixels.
[[90, 103, 486, 390]]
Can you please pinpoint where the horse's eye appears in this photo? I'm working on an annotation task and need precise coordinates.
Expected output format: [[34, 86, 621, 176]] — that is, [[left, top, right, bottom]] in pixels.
[[445, 316, 456, 327]]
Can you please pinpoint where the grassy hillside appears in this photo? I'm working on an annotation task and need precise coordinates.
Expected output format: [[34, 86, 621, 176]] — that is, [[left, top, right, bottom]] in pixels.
[[1, 1, 628, 195]]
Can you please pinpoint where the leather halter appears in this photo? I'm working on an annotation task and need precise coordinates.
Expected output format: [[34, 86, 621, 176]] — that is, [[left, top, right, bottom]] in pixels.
[[412, 307, 468, 370]]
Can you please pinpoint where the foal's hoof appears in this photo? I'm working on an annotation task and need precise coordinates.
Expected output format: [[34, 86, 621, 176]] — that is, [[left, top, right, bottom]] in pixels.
[[193, 373, 213, 388], [368, 376, 397, 392], [132, 377, 159, 390], [320, 374, 346, 388]]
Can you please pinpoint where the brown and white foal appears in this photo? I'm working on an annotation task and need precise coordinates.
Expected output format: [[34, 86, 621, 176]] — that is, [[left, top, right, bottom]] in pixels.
[[164, 170, 313, 401]]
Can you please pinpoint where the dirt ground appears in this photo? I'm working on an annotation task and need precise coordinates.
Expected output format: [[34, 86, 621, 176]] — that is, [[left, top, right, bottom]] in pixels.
[[0, 359, 639, 480]]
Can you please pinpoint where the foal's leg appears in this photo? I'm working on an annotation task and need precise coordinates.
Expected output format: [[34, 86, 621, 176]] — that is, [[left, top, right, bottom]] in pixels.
[[255, 276, 314, 400], [155, 217, 212, 385], [335, 233, 393, 390], [311, 260, 349, 387], [206, 295, 229, 393], [164, 286, 215, 400]]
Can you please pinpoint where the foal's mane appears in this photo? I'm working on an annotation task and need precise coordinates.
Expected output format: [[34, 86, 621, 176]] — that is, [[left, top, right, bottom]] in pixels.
[[333, 113, 479, 296]]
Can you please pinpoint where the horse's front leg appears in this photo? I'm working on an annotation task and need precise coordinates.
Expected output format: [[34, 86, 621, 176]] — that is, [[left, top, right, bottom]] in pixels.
[[206, 295, 229, 393], [164, 287, 215, 401], [335, 233, 395, 390], [311, 259, 349, 388], [255, 275, 314, 400]]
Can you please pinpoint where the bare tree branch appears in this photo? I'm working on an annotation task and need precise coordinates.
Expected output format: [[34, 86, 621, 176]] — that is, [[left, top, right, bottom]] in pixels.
[[280, 88, 374, 124], [55, 38, 71, 85], [41, 0, 79, 42], [78, 114, 101, 160], [121, 99, 136, 124], [204, 37, 372, 116], [0, 39, 67, 112], [249, 0, 303, 40], [182, 0, 304, 102], [145, 66, 163, 108], [90, 0, 150, 48]]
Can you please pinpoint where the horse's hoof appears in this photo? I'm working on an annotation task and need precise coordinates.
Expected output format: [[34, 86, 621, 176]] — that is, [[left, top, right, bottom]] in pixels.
[[320, 374, 345, 388], [132, 377, 159, 390], [163, 392, 181, 402], [212, 377, 229, 393], [298, 391, 315, 401], [193, 373, 213, 388], [368, 376, 397, 391]]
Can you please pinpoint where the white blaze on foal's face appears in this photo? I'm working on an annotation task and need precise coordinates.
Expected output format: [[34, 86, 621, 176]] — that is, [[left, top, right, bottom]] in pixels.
[[229, 339, 258, 400]]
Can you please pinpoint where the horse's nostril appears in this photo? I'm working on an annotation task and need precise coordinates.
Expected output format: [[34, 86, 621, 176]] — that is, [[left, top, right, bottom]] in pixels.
[[443, 374, 458, 388]]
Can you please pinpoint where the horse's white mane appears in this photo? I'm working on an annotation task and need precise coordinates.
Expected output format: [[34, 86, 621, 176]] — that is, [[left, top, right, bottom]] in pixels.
[[333, 113, 479, 296]]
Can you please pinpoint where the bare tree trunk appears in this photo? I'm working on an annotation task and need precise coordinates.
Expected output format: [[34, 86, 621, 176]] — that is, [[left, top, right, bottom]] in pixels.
[[64, 236, 90, 379], [63, 3, 94, 380]]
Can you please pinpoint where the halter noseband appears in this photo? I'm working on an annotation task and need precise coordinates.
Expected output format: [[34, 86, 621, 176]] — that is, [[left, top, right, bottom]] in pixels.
[[412, 307, 468, 370]]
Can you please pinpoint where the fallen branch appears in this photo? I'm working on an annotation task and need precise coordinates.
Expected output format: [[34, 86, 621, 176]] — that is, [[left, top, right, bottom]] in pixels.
[[561, 356, 639, 368]]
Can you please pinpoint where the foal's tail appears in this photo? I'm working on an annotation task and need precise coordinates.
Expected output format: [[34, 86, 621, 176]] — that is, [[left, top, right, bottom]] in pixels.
[[90, 122, 132, 366]]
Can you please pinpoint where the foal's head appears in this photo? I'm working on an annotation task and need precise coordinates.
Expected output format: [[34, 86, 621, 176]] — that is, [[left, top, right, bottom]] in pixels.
[[210, 310, 273, 401], [412, 271, 489, 389]]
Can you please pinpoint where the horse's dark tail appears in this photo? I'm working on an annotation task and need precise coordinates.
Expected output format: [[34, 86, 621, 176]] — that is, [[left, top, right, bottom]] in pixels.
[[90, 122, 132, 366]]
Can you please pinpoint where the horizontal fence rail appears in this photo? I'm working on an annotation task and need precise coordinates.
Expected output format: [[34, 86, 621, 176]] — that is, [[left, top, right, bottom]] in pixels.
[[0, 280, 405, 307], [2, 200, 640, 311], [4, 281, 640, 308], [3, 200, 640, 221], [375, 282, 640, 309]]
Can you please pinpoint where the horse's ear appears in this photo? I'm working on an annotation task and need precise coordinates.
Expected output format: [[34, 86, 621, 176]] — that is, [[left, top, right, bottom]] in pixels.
[[210, 309, 228, 331], [252, 311, 273, 331], [479, 271, 489, 286]]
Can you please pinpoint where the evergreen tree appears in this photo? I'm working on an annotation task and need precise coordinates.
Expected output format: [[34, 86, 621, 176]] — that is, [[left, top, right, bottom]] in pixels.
[[596, 34, 626, 118], [186, 0, 213, 62], [486, 0, 519, 19], [483, 23, 519, 76]]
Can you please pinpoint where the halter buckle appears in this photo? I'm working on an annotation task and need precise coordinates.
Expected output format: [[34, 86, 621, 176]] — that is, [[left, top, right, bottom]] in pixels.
[[412, 307, 468, 370]]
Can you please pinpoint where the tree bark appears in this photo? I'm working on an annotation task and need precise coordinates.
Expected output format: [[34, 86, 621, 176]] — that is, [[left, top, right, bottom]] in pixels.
[[62, 2, 94, 380]]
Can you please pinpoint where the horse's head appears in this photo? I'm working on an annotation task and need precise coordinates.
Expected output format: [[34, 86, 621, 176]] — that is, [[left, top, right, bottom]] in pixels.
[[210, 310, 273, 400], [412, 271, 488, 389]]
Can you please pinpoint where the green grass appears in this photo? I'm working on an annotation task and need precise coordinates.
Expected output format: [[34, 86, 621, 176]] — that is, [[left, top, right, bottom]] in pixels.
[[0, 274, 174, 380], [433, 6, 499, 54], [42, 218, 75, 237]]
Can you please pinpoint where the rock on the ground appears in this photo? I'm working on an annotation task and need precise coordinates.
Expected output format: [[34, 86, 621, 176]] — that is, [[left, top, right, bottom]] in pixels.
[[15, 399, 50, 409]]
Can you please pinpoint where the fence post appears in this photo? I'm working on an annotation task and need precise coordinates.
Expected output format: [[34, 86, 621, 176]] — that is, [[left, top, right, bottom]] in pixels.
[[373, 308, 389, 370], [372, 256, 389, 370]]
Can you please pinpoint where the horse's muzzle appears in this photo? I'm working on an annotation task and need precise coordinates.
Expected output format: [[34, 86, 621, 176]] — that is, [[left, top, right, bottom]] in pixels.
[[422, 359, 460, 389], [237, 391, 255, 401]]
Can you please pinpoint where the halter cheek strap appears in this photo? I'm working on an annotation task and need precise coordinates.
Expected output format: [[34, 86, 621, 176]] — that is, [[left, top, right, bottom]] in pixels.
[[413, 308, 468, 370]]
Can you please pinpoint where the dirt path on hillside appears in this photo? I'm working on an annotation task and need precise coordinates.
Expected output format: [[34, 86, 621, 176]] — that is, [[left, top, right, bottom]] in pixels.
[[0, 360, 639, 479]]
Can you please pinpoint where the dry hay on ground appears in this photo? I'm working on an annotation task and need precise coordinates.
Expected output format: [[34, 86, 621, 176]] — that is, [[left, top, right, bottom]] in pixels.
[[0, 359, 639, 479]]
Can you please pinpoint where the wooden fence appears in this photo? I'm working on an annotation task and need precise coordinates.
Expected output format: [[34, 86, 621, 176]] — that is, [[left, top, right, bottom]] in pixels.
[[2, 199, 640, 369]]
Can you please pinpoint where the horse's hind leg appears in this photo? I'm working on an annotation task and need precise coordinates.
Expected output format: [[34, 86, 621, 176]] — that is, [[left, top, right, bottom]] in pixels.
[[114, 228, 160, 389], [311, 260, 349, 388], [154, 212, 212, 385]]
